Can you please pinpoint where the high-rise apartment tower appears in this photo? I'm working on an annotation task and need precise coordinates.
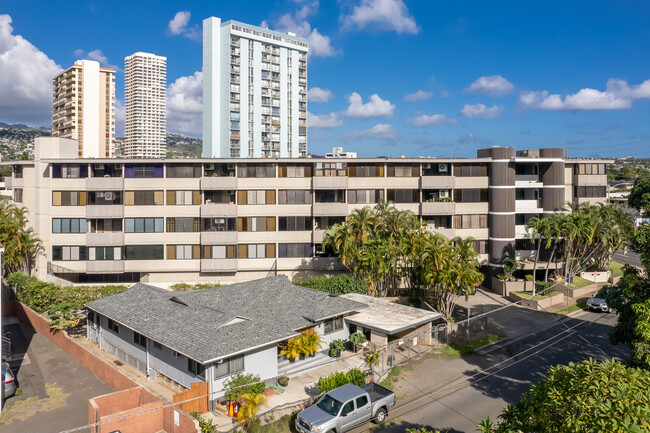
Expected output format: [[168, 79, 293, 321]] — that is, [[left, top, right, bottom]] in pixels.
[[202, 17, 309, 158], [124, 52, 167, 158], [52, 60, 115, 158]]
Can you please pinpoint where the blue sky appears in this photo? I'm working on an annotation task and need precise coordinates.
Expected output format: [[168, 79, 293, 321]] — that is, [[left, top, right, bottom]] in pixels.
[[1, 0, 649, 158]]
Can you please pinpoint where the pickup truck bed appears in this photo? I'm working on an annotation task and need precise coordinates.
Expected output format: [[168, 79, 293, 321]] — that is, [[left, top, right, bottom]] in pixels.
[[362, 383, 393, 402]]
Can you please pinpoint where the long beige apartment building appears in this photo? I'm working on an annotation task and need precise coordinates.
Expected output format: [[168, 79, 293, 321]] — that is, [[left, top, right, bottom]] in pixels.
[[4, 138, 610, 285]]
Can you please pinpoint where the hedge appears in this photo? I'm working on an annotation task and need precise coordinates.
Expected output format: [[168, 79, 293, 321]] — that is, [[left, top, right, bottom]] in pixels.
[[317, 368, 366, 393], [292, 275, 368, 295]]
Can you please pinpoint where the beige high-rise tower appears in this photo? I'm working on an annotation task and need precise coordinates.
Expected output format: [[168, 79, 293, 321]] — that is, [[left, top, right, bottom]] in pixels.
[[52, 60, 115, 158], [124, 52, 167, 158]]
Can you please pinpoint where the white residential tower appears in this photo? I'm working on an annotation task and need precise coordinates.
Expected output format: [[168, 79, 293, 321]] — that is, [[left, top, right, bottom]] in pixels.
[[202, 17, 309, 158], [124, 52, 167, 158], [52, 60, 115, 158]]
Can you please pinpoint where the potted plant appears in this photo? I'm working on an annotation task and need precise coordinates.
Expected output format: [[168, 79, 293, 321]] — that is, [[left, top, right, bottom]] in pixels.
[[349, 332, 368, 353], [305, 333, 325, 357], [329, 339, 345, 358], [278, 374, 289, 387], [280, 339, 300, 363]]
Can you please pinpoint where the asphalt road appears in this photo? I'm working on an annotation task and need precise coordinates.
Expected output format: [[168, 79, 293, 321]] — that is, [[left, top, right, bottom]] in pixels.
[[613, 250, 643, 268], [356, 309, 628, 433]]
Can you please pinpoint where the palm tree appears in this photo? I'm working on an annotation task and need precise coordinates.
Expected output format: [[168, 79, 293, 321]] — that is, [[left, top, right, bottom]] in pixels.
[[526, 216, 549, 296], [236, 393, 268, 424], [0, 198, 43, 276]]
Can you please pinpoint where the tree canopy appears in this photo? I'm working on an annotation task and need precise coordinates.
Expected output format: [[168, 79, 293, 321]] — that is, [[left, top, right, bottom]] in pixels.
[[0, 198, 43, 275], [480, 359, 650, 433]]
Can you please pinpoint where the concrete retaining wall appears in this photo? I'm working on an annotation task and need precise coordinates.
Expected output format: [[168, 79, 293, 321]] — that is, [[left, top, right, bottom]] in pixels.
[[508, 292, 566, 311]]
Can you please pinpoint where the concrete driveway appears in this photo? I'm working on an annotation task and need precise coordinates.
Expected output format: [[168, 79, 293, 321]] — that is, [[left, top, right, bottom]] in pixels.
[[0, 317, 114, 433]]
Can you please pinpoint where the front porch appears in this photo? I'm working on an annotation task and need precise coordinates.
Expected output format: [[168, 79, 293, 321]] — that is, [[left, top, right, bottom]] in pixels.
[[277, 350, 335, 377]]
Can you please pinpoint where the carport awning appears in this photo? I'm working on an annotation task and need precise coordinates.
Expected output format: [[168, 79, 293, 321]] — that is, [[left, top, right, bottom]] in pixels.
[[341, 294, 443, 335]]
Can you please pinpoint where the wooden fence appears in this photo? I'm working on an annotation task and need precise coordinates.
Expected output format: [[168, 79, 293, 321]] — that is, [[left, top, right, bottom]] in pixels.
[[173, 382, 208, 414]]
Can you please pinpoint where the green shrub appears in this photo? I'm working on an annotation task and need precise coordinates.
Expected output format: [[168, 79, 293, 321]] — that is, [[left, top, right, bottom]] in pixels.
[[170, 282, 221, 291], [224, 372, 265, 401], [317, 368, 366, 393], [535, 280, 554, 293], [292, 275, 367, 295]]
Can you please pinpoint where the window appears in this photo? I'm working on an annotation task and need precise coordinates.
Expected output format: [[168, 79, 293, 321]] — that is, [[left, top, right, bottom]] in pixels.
[[348, 164, 384, 177], [52, 191, 86, 206], [355, 396, 369, 409], [324, 317, 343, 334], [13, 188, 23, 203], [214, 354, 244, 378], [52, 246, 87, 261], [238, 244, 276, 258], [453, 214, 488, 229], [453, 164, 488, 177], [575, 186, 606, 198], [124, 191, 164, 206], [278, 243, 313, 258], [166, 164, 201, 178], [108, 319, 119, 333], [188, 359, 205, 378], [167, 245, 200, 259], [347, 189, 383, 204], [202, 218, 237, 232], [124, 245, 164, 260], [171, 350, 181, 358], [238, 164, 275, 178], [205, 190, 236, 204], [124, 164, 163, 178], [314, 162, 347, 177], [153, 341, 162, 350], [471, 240, 487, 254], [425, 215, 452, 228], [92, 246, 117, 261], [422, 163, 451, 176], [52, 218, 89, 234], [341, 401, 354, 416], [453, 189, 488, 203], [515, 164, 539, 176], [387, 189, 419, 203], [133, 331, 146, 348], [203, 245, 238, 259], [167, 190, 201, 205], [278, 165, 312, 177], [87, 191, 122, 205], [386, 164, 418, 177], [277, 190, 312, 204], [314, 216, 345, 231], [51, 164, 88, 179], [124, 218, 163, 233], [314, 190, 345, 203], [237, 190, 276, 204], [238, 217, 276, 232], [13, 165, 23, 178], [166, 217, 201, 233], [577, 163, 606, 175], [278, 216, 312, 231]]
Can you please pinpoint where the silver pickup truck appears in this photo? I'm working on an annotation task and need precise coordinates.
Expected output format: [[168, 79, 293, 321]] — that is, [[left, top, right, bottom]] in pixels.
[[295, 383, 396, 433]]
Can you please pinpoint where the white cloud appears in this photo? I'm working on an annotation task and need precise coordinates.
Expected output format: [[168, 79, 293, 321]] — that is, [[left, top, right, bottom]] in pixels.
[[271, 1, 338, 57], [308, 87, 334, 103], [464, 75, 514, 97], [342, 0, 419, 34], [403, 90, 433, 102], [345, 92, 395, 119], [308, 112, 342, 129], [166, 71, 202, 136], [518, 78, 650, 111], [460, 103, 504, 119], [0, 14, 62, 126], [167, 11, 200, 41], [440, 90, 450, 98], [74, 49, 120, 71], [407, 113, 457, 127], [345, 123, 397, 141]]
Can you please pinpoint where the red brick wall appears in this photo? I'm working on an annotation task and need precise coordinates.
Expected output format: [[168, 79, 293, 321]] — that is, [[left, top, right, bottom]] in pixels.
[[163, 406, 202, 433]]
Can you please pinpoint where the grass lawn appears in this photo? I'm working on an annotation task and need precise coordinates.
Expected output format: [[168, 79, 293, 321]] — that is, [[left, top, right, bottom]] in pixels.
[[513, 290, 559, 301], [569, 276, 593, 290], [554, 300, 587, 316], [443, 334, 501, 358], [611, 261, 625, 277], [379, 365, 404, 390]]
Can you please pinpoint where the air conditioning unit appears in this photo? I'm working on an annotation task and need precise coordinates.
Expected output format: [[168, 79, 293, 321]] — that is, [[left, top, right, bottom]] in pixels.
[[96, 192, 104, 198], [423, 163, 432, 169], [440, 191, 449, 198], [439, 164, 448, 172], [94, 164, 105, 170], [227, 164, 236, 170], [205, 163, 215, 170]]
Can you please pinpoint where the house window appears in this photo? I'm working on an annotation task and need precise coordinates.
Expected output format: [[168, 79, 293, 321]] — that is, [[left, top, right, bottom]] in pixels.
[[108, 319, 119, 333], [188, 359, 206, 378], [324, 317, 343, 334], [133, 331, 146, 348], [172, 350, 181, 358], [214, 354, 244, 379], [153, 341, 162, 350]]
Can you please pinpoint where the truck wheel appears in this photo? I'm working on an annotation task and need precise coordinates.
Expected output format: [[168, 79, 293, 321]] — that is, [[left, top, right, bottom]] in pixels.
[[374, 408, 387, 424]]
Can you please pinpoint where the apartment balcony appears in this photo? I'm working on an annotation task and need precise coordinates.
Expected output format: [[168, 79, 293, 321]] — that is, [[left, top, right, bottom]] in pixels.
[[515, 199, 543, 213], [312, 257, 346, 271], [200, 259, 237, 273], [4, 178, 13, 189], [86, 232, 124, 246], [515, 225, 531, 239], [427, 226, 456, 239], [421, 176, 455, 189], [86, 260, 125, 274], [86, 177, 124, 190], [200, 176, 237, 190], [515, 174, 541, 187], [421, 201, 456, 215], [314, 202, 348, 216], [313, 229, 327, 244], [86, 205, 124, 218], [200, 231, 238, 244], [200, 203, 237, 217], [574, 174, 607, 186]]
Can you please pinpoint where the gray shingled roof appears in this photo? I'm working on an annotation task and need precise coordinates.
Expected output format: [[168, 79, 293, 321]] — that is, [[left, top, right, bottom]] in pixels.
[[85, 276, 366, 363]]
